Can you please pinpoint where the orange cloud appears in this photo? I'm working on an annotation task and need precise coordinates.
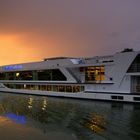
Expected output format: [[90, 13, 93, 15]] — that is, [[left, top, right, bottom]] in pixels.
[[0, 33, 67, 66], [0, 34, 40, 65]]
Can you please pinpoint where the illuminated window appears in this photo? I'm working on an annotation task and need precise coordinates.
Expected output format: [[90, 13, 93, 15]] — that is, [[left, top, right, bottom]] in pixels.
[[66, 86, 72, 92], [85, 66, 105, 82], [58, 86, 65, 92], [47, 85, 52, 91]]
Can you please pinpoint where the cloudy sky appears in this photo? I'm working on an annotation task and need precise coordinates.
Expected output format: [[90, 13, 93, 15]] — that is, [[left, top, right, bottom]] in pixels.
[[0, 0, 140, 65]]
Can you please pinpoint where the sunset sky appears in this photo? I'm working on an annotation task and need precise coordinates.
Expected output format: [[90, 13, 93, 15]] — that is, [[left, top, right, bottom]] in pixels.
[[0, 0, 140, 65]]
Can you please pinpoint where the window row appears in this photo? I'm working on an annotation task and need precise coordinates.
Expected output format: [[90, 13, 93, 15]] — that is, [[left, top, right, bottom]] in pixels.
[[4, 84, 84, 93], [0, 69, 67, 81]]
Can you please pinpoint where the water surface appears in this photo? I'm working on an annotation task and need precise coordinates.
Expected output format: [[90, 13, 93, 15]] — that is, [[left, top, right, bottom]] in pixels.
[[0, 92, 140, 140]]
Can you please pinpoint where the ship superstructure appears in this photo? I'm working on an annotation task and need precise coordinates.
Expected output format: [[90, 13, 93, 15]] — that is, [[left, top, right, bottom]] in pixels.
[[0, 50, 140, 102]]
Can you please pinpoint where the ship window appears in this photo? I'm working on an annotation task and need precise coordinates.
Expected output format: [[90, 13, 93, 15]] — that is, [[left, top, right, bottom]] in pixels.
[[16, 84, 24, 89], [111, 96, 117, 99], [133, 97, 140, 101], [56, 85, 64, 92], [39, 85, 47, 90], [47, 85, 52, 91], [66, 86, 73, 92], [127, 54, 140, 72], [17, 71, 33, 80], [111, 96, 124, 100], [5, 72, 15, 80], [118, 96, 124, 100], [0, 73, 5, 80], [37, 69, 66, 81], [52, 69, 66, 81], [85, 66, 105, 82], [102, 60, 114, 63], [37, 70, 51, 80]]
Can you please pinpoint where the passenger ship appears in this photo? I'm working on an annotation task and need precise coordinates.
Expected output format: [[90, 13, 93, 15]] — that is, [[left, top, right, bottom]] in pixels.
[[0, 49, 140, 103]]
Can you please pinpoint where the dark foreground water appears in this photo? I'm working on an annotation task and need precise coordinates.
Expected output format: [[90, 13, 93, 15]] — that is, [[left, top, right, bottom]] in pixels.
[[0, 93, 140, 140]]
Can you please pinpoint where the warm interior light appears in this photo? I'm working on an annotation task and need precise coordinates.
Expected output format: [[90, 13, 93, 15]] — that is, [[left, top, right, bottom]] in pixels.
[[16, 73, 20, 77]]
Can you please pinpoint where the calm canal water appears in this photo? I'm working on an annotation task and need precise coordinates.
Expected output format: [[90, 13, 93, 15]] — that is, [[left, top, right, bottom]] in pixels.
[[0, 92, 140, 140]]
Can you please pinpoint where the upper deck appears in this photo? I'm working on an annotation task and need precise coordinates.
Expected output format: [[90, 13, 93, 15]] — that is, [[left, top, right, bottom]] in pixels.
[[0, 50, 139, 86]]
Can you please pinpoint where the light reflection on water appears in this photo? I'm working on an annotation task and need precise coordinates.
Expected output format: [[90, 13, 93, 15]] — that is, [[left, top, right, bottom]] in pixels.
[[0, 93, 140, 140]]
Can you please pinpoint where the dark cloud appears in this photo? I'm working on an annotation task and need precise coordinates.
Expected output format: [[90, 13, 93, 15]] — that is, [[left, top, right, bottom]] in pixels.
[[0, 0, 140, 62]]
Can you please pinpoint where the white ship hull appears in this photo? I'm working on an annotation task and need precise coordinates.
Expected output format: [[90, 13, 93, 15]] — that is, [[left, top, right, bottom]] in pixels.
[[0, 86, 140, 103], [0, 49, 140, 103]]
